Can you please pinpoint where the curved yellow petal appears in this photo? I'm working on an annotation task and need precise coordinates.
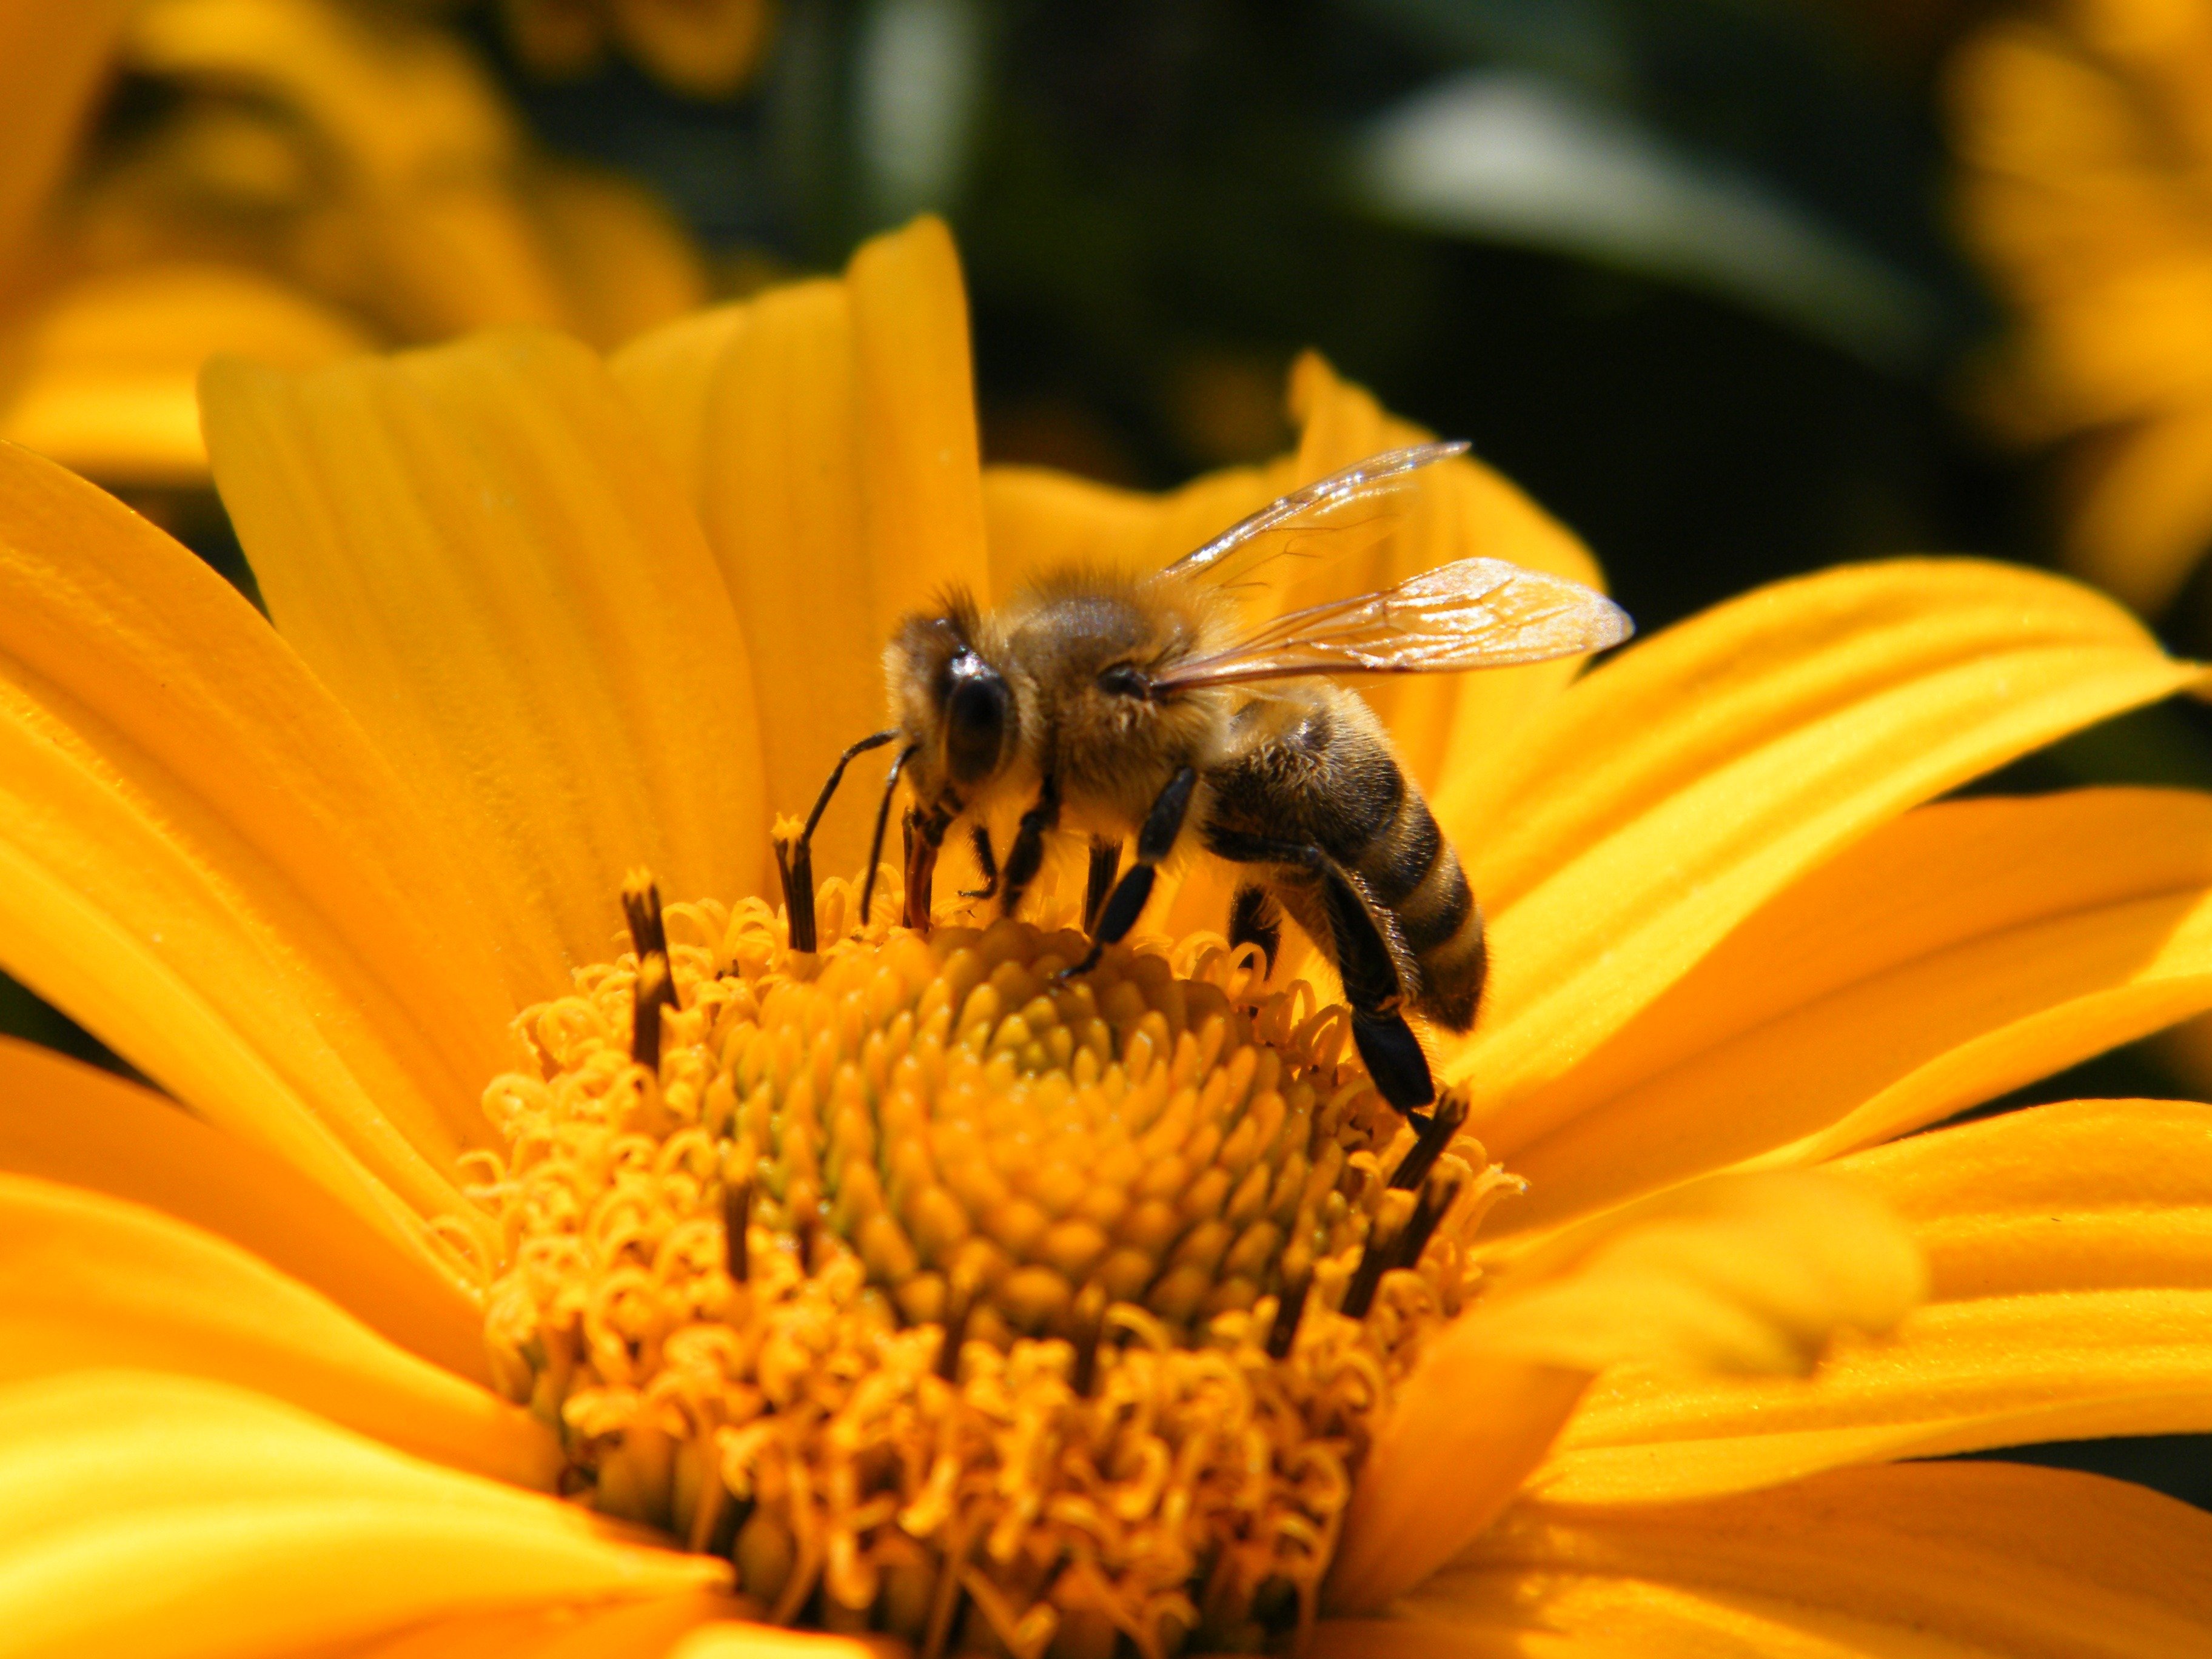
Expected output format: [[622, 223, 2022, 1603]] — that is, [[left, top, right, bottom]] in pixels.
[[0, 1370, 720, 1659], [611, 218, 988, 888], [1540, 1100, 2212, 1505], [520, 159, 708, 353], [0, 439, 515, 1258], [0, 1171, 555, 1487], [2067, 406, 2212, 617], [1451, 558, 2204, 1118], [328, 1591, 748, 1658], [1333, 1462, 2212, 1658], [0, 1036, 486, 1384], [0, 264, 374, 484], [668, 1624, 910, 1659], [1330, 1170, 1922, 1613], [123, 0, 579, 344], [1488, 789, 2212, 1237], [203, 327, 763, 991]]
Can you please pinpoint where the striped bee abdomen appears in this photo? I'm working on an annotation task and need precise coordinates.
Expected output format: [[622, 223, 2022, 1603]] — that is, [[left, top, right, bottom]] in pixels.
[[1347, 776, 1486, 1031]]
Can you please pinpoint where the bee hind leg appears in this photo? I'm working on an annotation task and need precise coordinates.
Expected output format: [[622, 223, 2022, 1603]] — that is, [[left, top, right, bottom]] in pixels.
[[1227, 884, 1282, 974], [1083, 837, 1122, 931], [1201, 826, 1435, 1119], [1063, 767, 1198, 977]]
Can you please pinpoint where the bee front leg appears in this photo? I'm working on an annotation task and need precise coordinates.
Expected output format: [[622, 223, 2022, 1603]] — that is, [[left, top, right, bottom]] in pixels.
[[1064, 767, 1197, 977], [996, 772, 1062, 920], [902, 796, 956, 931], [1201, 826, 1434, 1117], [778, 727, 900, 950], [960, 825, 1001, 901]]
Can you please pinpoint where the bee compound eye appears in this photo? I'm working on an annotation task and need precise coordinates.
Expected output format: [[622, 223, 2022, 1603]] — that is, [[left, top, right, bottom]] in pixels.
[[942, 654, 1008, 785]]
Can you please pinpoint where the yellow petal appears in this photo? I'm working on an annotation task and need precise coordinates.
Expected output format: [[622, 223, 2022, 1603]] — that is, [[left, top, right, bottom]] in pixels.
[[0, 0, 129, 269], [1337, 1461, 2212, 1658], [316, 1591, 746, 1658], [523, 159, 709, 351], [2066, 407, 2212, 616], [1450, 558, 2204, 1116], [668, 1624, 907, 1659], [611, 218, 988, 886], [124, 0, 576, 343], [1489, 789, 2212, 1238], [0, 264, 374, 484], [609, 0, 774, 98], [0, 1370, 720, 1659], [0, 1171, 555, 1487], [1330, 1170, 1923, 1612], [0, 439, 515, 1259], [1542, 1100, 2212, 1504], [203, 327, 764, 991], [0, 1036, 486, 1384]]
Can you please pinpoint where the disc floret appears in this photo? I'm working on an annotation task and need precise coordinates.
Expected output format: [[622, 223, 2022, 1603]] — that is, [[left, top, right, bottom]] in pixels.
[[469, 873, 1513, 1658]]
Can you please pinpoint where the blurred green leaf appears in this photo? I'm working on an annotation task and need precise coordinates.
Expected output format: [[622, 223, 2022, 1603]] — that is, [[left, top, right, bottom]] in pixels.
[[1353, 69, 1939, 369]]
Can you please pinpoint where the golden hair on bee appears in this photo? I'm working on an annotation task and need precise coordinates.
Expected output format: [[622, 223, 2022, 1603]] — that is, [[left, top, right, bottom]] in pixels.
[[789, 443, 1632, 1118]]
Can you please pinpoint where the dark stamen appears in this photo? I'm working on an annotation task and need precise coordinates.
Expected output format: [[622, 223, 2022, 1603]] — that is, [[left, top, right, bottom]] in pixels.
[[623, 873, 679, 1069], [1390, 1168, 1463, 1274], [1069, 1282, 1108, 1395], [621, 870, 670, 960], [1265, 1268, 1313, 1360], [1387, 1088, 1468, 1191], [1340, 1202, 1407, 1319], [936, 1274, 975, 1381], [773, 833, 815, 953], [721, 1173, 751, 1283], [631, 951, 674, 1069]]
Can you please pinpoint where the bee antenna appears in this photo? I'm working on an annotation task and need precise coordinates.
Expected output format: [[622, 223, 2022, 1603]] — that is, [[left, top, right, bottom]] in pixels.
[[860, 742, 920, 927]]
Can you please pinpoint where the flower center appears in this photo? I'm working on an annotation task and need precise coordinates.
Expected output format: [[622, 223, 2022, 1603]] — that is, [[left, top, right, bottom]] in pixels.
[[469, 871, 1513, 1659]]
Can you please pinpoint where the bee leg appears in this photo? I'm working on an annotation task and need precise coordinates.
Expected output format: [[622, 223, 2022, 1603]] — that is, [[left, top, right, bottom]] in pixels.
[[1064, 767, 1197, 976], [1083, 837, 1122, 931], [778, 727, 900, 950], [900, 793, 957, 932], [1227, 884, 1282, 974], [1201, 827, 1435, 1116], [959, 825, 1001, 901], [997, 771, 1064, 920]]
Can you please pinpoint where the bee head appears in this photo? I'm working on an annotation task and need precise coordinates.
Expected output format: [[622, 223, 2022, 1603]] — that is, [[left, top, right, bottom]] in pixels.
[[939, 649, 1010, 786], [888, 602, 1016, 793]]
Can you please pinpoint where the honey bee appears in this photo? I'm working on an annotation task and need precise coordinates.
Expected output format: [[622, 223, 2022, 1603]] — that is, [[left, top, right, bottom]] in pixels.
[[780, 443, 1631, 1116]]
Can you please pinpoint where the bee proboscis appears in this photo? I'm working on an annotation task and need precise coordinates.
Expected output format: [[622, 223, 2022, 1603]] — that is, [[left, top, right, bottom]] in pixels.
[[779, 442, 1632, 1115]]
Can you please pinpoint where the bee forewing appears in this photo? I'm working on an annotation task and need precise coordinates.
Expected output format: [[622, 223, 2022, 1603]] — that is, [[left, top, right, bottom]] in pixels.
[[1151, 557, 1632, 690], [1161, 441, 1470, 597]]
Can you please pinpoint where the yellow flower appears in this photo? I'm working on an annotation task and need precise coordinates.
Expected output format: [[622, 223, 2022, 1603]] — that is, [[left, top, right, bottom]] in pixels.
[[0, 0, 708, 488], [1951, 0, 2212, 615], [1, 215, 2211, 1655], [467, 0, 777, 96]]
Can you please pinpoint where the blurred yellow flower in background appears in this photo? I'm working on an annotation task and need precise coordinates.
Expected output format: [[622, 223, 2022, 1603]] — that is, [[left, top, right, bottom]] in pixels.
[[449, 0, 776, 96], [1952, 0, 2212, 617], [0, 0, 713, 491], [0, 216, 2209, 1654]]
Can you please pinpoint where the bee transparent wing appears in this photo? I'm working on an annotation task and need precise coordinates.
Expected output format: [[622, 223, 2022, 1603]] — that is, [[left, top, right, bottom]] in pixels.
[[1161, 441, 1470, 595], [1152, 557, 1633, 691]]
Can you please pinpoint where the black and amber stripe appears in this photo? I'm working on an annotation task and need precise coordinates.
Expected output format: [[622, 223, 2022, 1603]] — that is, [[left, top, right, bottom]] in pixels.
[[1343, 776, 1486, 1033]]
